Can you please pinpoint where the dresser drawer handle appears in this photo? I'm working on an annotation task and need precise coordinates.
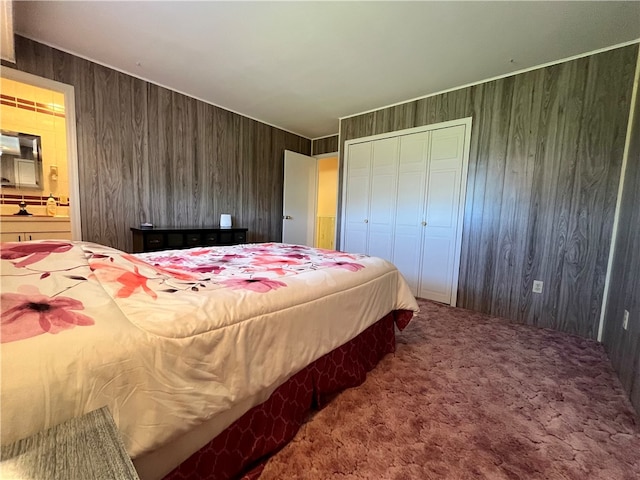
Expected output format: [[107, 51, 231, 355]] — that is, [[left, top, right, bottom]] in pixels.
[[148, 239, 161, 245]]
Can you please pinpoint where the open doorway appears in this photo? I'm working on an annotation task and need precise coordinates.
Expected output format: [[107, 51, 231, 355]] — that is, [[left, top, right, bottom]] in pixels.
[[282, 150, 339, 249], [315, 154, 338, 250], [0, 67, 81, 240]]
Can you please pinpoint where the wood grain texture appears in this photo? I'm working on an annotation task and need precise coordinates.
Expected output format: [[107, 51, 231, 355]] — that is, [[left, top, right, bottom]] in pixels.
[[8, 36, 311, 251], [0, 407, 139, 480], [339, 45, 638, 339], [603, 61, 640, 414], [311, 135, 338, 155]]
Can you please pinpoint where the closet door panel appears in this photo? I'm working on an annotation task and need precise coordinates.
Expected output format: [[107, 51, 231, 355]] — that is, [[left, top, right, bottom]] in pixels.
[[343, 142, 371, 254], [426, 170, 458, 227], [393, 132, 429, 295], [368, 137, 398, 262], [419, 125, 465, 303], [420, 237, 454, 302]]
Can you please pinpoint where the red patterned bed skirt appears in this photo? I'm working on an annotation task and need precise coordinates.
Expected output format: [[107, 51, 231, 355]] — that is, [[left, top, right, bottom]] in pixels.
[[164, 309, 413, 480]]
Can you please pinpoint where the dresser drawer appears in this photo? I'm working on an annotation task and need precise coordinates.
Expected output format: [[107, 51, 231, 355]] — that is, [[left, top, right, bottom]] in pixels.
[[145, 233, 164, 250], [218, 231, 233, 244], [185, 233, 202, 246], [234, 231, 247, 243], [203, 233, 218, 245], [167, 233, 184, 249]]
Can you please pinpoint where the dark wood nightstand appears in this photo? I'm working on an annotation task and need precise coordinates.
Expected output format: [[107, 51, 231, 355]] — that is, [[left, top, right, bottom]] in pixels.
[[131, 226, 248, 253], [0, 407, 139, 480]]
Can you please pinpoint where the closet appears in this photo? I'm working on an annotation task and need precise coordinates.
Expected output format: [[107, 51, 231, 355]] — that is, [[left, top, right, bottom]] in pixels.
[[341, 119, 471, 305]]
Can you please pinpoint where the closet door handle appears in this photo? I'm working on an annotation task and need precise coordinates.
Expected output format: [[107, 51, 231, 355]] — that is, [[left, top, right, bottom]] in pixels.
[[364, 219, 368, 223], [421, 221, 427, 226]]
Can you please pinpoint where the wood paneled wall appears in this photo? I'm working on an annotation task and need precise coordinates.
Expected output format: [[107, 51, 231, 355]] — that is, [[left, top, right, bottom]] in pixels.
[[7, 36, 311, 252], [603, 62, 640, 414], [339, 45, 638, 340], [311, 135, 338, 155]]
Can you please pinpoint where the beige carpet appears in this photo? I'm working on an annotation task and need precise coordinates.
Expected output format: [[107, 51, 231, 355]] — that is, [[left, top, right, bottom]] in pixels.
[[259, 299, 640, 479]]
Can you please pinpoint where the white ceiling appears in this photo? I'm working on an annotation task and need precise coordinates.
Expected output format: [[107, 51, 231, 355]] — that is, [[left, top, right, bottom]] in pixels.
[[13, 1, 640, 139]]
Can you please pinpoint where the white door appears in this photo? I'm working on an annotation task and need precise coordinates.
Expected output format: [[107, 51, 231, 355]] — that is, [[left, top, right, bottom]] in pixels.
[[418, 125, 466, 303], [283, 150, 317, 246], [392, 131, 429, 295], [342, 142, 372, 254], [367, 137, 399, 263]]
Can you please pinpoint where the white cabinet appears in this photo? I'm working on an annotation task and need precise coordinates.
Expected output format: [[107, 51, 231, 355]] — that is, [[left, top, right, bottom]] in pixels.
[[341, 121, 470, 305], [0, 217, 72, 243]]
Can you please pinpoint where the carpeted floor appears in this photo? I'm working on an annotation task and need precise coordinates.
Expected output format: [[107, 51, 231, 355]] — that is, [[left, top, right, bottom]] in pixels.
[[259, 299, 640, 479]]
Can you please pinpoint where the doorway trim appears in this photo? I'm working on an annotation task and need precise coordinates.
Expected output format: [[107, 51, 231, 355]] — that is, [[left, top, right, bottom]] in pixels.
[[1, 67, 82, 241]]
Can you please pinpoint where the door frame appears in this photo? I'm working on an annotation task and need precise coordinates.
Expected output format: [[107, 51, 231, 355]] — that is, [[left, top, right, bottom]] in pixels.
[[314, 151, 339, 249], [340, 117, 472, 306], [1, 66, 82, 241]]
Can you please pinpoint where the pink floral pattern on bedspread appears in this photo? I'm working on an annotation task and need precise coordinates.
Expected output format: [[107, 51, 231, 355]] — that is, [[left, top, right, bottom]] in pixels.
[[1, 287, 94, 343], [133, 243, 367, 290], [0, 241, 372, 342]]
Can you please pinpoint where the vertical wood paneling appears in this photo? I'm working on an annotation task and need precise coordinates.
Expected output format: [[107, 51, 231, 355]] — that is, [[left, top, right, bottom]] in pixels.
[[117, 72, 135, 251], [132, 79, 150, 229], [170, 91, 190, 226], [493, 70, 544, 320], [603, 58, 640, 414], [93, 64, 120, 247], [73, 47, 99, 248], [340, 45, 638, 340], [311, 135, 338, 156], [537, 59, 588, 332], [521, 61, 576, 329], [193, 101, 212, 227], [9, 36, 310, 251]]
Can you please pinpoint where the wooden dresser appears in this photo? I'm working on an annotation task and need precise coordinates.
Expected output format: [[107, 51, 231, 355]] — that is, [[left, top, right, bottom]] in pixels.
[[0, 216, 72, 242], [131, 226, 248, 253]]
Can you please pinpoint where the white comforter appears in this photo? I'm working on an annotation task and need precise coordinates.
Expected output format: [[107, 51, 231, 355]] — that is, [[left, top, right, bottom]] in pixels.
[[1, 241, 417, 458]]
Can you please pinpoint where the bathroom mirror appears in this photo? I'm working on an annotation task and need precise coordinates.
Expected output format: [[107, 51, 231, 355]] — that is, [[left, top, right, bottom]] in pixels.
[[0, 130, 43, 189]]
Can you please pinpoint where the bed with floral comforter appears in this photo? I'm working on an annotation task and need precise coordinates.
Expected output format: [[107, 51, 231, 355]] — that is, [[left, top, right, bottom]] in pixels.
[[0, 240, 418, 466]]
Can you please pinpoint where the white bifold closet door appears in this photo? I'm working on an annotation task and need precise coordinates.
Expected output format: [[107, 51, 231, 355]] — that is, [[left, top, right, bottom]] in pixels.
[[367, 137, 398, 263], [343, 142, 372, 255], [418, 125, 466, 303], [392, 131, 429, 295], [341, 122, 468, 305]]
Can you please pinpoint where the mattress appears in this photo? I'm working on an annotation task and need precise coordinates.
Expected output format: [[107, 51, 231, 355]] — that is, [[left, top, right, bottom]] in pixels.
[[0, 240, 418, 461]]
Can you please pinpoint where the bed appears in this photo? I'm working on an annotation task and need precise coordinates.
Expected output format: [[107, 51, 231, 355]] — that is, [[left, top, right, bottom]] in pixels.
[[0, 240, 418, 479]]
